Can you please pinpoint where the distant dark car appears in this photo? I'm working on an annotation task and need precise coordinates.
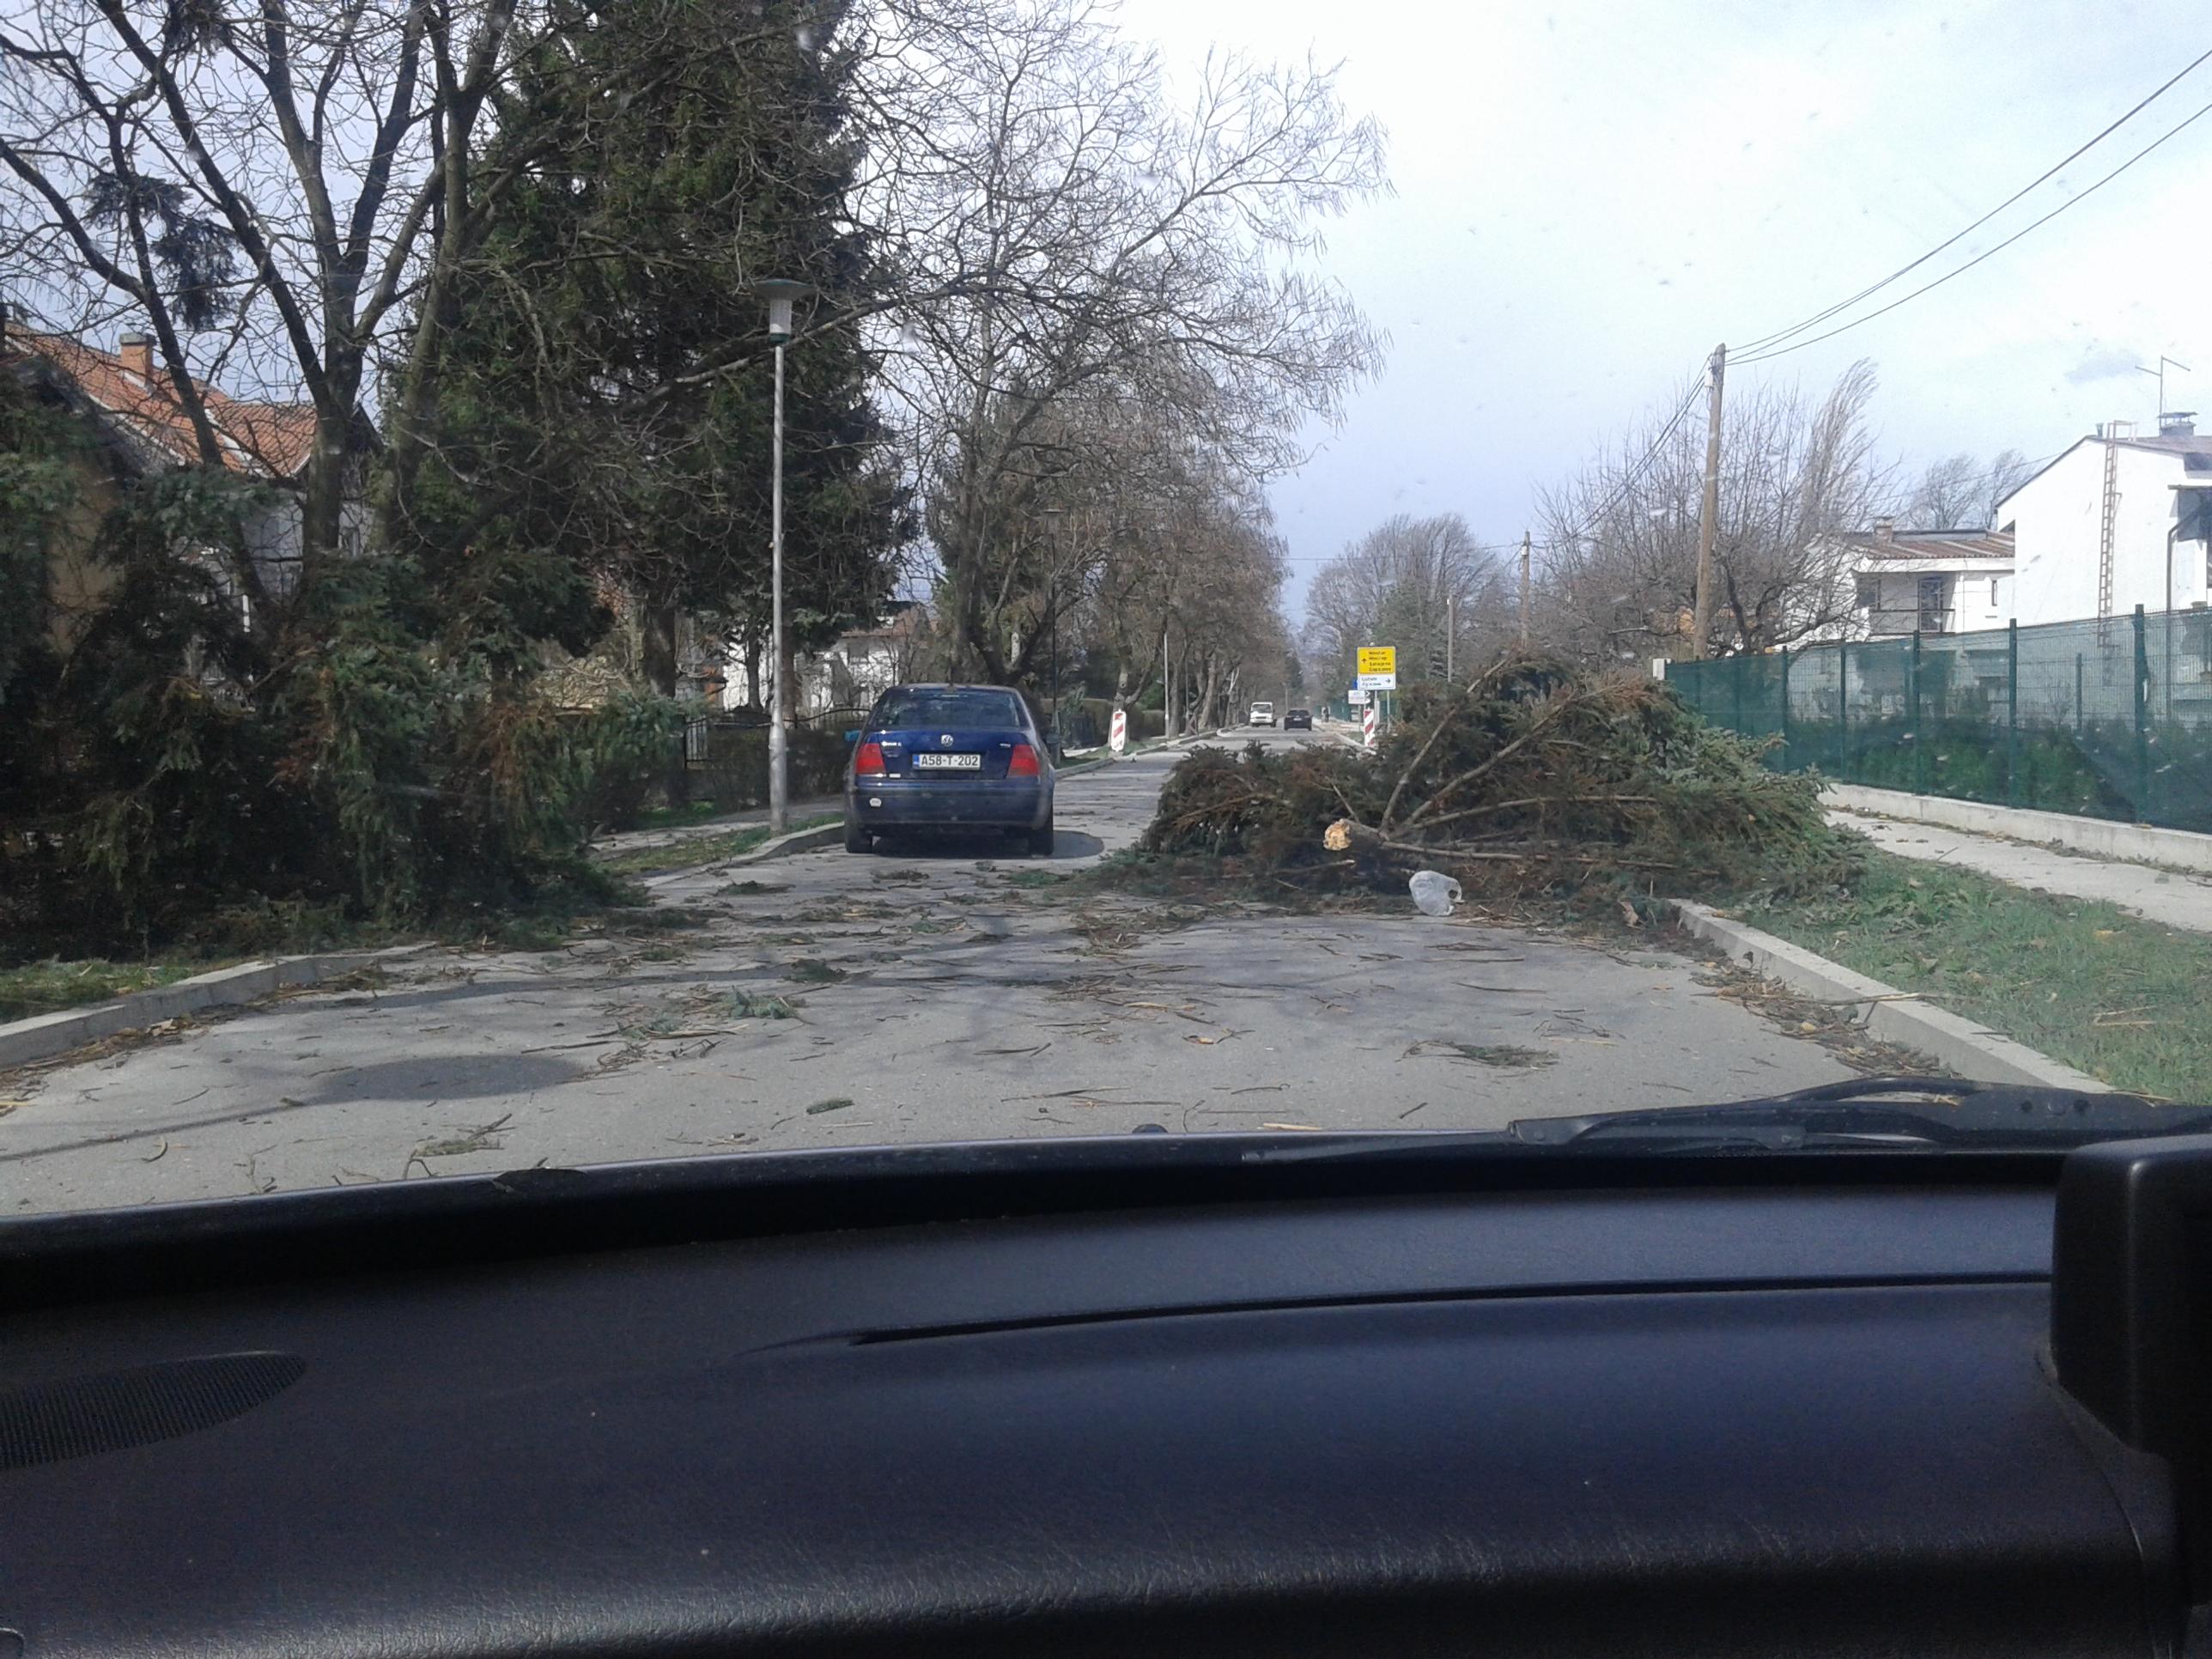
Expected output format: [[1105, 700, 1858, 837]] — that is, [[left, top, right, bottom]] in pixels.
[[845, 684, 1055, 856], [1283, 708, 1313, 731]]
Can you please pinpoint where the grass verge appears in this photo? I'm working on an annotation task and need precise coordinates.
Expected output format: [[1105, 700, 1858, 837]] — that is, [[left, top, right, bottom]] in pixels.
[[1738, 848, 2212, 1100], [0, 957, 252, 1024], [630, 799, 736, 833], [596, 813, 842, 878], [0, 866, 720, 1024]]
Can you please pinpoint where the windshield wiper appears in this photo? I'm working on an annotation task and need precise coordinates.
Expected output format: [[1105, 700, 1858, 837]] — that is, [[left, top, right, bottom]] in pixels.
[[1243, 1078, 2209, 1162]]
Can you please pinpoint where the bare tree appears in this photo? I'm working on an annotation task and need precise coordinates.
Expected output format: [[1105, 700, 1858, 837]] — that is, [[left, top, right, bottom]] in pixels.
[[1535, 361, 1893, 661], [3, 0, 1376, 724], [1901, 447, 2035, 529], [1302, 513, 1507, 690], [1161, 496, 1288, 731], [866, 0, 1387, 681], [0, 0, 547, 606], [1984, 448, 2037, 520]]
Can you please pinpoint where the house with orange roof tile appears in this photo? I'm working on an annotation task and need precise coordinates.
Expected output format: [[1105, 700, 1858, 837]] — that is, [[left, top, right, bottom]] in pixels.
[[2, 308, 368, 641]]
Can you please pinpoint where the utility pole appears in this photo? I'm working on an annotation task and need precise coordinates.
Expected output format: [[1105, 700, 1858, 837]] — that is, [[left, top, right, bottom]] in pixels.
[[1692, 343, 1726, 660], [1518, 532, 1532, 646], [1445, 593, 1455, 682]]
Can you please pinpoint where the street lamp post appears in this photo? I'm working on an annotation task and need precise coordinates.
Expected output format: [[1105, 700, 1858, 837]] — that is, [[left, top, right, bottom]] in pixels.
[[1038, 507, 1066, 757], [758, 279, 811, 835]]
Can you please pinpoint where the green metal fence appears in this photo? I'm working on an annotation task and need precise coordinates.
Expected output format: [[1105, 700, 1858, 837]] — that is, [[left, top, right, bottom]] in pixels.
[[1664, 605, 2212, 835]]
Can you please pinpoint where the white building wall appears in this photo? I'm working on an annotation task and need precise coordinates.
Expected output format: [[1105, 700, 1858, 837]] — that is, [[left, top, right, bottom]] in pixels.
[[240, 494, 371, 599], [2111, 445, 2205, 616], [1862, 565, 2011, 634], [2004, 444, 2106, 627], [2006, 440, 2212, 627], [1960, 570, 2010, 630]]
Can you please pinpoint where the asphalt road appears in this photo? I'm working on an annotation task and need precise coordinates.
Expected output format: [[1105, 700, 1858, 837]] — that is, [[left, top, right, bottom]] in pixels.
[[0, 725, 1857, 1214]]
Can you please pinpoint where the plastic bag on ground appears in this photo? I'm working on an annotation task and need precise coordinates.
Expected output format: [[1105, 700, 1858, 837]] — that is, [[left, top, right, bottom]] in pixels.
[[1409, 870, 1462, 917]]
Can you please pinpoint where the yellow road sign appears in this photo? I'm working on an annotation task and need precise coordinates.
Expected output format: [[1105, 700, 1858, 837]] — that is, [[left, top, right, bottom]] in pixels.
[[1357, 646, 1396, 677]]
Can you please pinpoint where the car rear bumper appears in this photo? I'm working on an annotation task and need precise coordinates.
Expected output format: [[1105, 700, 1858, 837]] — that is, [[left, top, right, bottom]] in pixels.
[[848, 776, 1051, 830]]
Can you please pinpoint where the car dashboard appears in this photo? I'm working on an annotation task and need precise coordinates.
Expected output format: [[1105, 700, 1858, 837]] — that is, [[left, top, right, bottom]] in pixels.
[[0, 1139, 2204, 1656]]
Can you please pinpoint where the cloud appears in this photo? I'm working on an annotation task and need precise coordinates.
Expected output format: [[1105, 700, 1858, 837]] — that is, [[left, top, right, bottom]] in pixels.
[[2066, 345, 2142, 386]]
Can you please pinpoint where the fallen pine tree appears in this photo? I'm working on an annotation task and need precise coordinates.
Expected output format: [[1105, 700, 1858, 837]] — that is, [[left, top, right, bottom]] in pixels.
[[1141, 655, 1863, 907]]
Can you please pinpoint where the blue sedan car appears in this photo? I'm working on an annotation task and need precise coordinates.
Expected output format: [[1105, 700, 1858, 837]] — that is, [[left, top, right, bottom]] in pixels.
[[844, 684, 1056, 856]]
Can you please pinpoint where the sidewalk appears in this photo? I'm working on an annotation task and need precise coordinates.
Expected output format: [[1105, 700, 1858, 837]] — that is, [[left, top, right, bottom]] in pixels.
[[1832, 810, 2212, 937]]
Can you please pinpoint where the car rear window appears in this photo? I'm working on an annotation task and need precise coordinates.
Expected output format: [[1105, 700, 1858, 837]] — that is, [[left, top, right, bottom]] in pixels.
[[873, 690, 1024, 727]]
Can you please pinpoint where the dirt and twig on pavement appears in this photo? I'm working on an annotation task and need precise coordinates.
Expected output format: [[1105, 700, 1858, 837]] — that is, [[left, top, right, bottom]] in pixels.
[[1, 734, 1929, 1216]]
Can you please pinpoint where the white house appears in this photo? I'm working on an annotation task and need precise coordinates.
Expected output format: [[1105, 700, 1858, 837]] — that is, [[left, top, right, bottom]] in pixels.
[[1998, 416, 2212, 628], [720, 600, 933, 714], [1814, 521, 2014, 639], [796, 600, 932, 714]]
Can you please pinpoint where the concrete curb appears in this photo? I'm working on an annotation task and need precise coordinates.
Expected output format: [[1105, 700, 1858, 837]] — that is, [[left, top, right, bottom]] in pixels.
[[1670, 899, 2112, 1093], [0, 945, 428, 1071], [1823, 783, 2212, 876]]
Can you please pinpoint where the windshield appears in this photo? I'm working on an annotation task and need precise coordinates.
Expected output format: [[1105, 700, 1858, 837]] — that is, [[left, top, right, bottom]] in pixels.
[[3, 0, 2210, 1216]]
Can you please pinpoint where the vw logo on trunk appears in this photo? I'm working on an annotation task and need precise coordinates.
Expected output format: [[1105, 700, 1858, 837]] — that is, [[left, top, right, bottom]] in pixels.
[[939, 733, 955, 747]]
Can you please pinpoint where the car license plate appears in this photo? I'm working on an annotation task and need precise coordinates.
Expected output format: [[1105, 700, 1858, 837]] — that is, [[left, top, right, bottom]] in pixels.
[[914, 752, 981, 770]]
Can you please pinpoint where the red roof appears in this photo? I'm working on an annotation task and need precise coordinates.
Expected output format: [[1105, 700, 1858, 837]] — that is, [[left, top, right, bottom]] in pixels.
[[0, 322, 317, 478]]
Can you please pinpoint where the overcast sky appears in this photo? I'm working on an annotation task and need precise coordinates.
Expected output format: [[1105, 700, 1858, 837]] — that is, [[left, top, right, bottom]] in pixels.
[[1109, 0, 2212, 622]]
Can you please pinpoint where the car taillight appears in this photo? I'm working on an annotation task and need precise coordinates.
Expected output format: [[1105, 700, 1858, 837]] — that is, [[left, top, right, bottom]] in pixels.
[[854, 740, 887, 776], [1008, 742, 1042, 777]]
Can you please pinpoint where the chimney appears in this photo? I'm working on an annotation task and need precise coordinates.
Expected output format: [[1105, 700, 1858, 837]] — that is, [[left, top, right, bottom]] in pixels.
[[118, 331, 152, 379], [2160, 410, 2197, 439], [1873, 516, 1895, 548]]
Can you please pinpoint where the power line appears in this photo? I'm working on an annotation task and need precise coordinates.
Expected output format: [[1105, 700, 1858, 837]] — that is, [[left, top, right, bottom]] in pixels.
[[1283, 553, 1522, 570], [1736, 92, 2212, 367], [1287, 376, 1703, 574], [1734, 46, 2212, 360], [1280, 540, 1528, 576], [1540, 374, 1708, 551], [1299, 58, 2212, 590]]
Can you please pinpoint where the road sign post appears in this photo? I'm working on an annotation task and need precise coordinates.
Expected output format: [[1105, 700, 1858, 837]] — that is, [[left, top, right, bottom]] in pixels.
[[1355, 646, 1397, 693]]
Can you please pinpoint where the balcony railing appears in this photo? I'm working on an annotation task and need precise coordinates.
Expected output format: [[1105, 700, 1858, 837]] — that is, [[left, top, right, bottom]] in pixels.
[[1860, 606, 1956, 637]]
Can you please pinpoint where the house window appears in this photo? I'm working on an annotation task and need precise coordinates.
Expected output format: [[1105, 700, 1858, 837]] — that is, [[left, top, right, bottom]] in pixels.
[[1854, 574, 1879, 609], [1917, 574, 1947, 633], [1990, 577, 2000, 608]]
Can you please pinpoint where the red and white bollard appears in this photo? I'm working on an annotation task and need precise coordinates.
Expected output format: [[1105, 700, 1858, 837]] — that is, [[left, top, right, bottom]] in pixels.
[[1361, 703, 1377, 750], [1109, 707, 1128, 754]]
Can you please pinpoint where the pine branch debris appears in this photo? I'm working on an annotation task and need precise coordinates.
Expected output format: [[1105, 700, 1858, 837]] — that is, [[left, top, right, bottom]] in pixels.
[[1142, 656, 1863, 907]]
